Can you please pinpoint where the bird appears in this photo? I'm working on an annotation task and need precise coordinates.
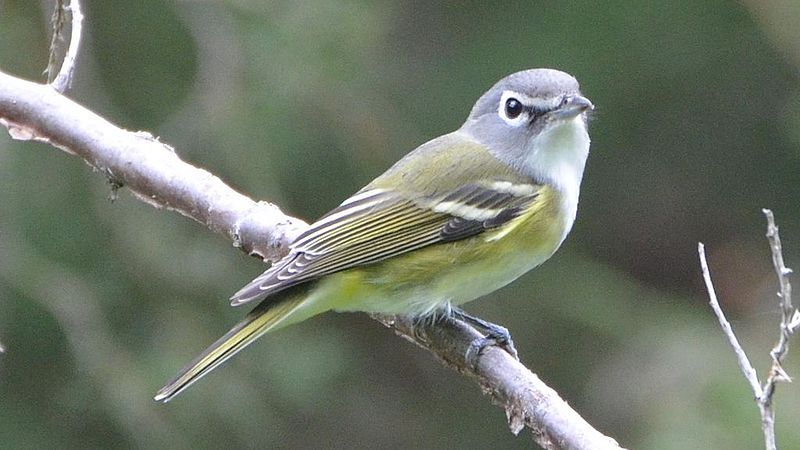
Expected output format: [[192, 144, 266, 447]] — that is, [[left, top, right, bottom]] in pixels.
[[155, 68, 593, 402]]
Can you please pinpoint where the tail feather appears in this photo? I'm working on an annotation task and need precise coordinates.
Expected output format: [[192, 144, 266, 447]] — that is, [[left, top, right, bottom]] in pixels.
[[155, 293, 308, 402]]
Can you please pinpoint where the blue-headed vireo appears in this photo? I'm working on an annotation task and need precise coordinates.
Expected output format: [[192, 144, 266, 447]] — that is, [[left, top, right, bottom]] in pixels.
[[155, 68, 594, 402]]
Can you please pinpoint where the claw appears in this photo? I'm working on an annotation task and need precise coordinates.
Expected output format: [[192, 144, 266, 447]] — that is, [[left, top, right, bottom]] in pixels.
[[450, 308, 519, 368]]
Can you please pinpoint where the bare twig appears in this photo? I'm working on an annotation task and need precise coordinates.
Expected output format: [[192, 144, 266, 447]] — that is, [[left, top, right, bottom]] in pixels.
[[698, 243, 772, 448], [0, 69, 622, 449], [46, 0, 84, 92], [698, 210, 797, 450], [45, 0, 68, 82], [761, 209, 796, 401], [698, 243, 763, 395]]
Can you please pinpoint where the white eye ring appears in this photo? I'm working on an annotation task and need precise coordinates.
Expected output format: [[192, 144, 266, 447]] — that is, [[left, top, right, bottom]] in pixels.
[[498, 91, 528, 126]]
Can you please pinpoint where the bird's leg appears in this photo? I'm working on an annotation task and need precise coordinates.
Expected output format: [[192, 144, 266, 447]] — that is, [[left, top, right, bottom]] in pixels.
[[449, 308, 519, 367]]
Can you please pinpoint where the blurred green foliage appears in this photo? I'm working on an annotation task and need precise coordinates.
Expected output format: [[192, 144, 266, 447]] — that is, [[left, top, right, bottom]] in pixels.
[[1, 0, 799, 448]]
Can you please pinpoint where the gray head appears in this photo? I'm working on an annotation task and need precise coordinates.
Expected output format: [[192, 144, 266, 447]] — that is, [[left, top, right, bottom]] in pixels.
[[461, 69, 593, 192]]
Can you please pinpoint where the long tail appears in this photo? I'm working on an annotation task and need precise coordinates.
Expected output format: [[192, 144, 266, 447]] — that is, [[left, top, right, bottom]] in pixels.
[[155, 288, 312, 402]]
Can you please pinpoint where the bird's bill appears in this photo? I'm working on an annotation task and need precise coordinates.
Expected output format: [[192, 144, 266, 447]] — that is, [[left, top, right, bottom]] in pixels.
[[552, 95, 594, 119]]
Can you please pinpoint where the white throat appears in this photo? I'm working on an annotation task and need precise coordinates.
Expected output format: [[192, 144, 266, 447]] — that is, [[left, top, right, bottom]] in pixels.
[[526, 116, 590, 233]]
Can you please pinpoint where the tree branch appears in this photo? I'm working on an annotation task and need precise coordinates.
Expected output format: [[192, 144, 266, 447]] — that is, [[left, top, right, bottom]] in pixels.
[[0, 70, 306, 261], [0, 69, 622, 449]]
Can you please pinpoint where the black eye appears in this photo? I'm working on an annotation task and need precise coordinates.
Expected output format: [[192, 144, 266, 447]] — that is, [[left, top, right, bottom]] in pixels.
[[504, 98, 523, 119]]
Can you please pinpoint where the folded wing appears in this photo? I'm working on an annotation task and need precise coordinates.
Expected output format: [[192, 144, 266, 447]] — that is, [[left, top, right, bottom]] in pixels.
[[230, 182, 541, 306]]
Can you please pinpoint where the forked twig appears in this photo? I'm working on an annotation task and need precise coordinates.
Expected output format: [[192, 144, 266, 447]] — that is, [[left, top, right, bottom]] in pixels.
[[698, 209, 797, 450]]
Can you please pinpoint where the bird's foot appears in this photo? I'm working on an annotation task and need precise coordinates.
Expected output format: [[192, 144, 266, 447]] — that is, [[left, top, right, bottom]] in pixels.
[[450, 308, 519, 369]]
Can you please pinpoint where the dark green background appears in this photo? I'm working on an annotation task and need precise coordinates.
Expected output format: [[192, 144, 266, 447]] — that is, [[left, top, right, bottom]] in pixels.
[[2, 1, 799, 448]]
